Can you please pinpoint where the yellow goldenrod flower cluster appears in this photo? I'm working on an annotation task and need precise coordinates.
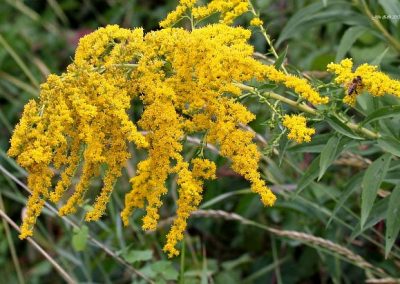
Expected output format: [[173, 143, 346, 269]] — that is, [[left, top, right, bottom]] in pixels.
[[9, 2, 326, 256], [159, 0, 197, 28], [283, 115, 315, 143], [327, 58, 400, 105], [250, 17, 263, 26], [263, 66, 329, 105], [161, 0, 249, 27]]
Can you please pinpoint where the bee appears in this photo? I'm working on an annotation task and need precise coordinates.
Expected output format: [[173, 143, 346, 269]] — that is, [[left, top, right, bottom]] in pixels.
[[347, 76, 363, 96]]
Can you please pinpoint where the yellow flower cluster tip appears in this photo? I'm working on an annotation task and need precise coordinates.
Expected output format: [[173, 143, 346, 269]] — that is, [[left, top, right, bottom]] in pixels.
[[263, 66, 329, 105], [327, 58, 400, 105], [250, 17, 263, 26], [161, 0, 249, 27], [283, 115, 315, 143]]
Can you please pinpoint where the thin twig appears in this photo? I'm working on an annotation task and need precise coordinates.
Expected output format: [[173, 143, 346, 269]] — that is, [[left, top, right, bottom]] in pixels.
[[0, 194, 25, 284], [191, 209, 393, 280], [235, 83, 381, 140], [0, 164, 154, 284], [0, 207, 77, 284]]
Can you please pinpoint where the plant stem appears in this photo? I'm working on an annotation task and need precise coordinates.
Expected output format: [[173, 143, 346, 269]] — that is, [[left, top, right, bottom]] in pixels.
[[235, 83, 381, 140], [359, 0, 400, 53], [0, 194, 25, 284], [248, 1, 288, 74], [0, 207, 76, 284]]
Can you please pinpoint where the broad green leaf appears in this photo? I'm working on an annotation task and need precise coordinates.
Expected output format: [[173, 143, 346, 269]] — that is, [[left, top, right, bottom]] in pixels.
[[361, 105, 400, 125], [274, 45, 288, 70], [277, 1, 328, 46], [378, 0, 400, 25], [123, 249, 153, 263], [278, 134, 289, 166], [152, 261, 179, 280], [276, 1, 365, 46], [361, 153, 392, 228], [351, 196, 390, 239], [318, 135, 341, 180], [378, 136, 400, 157], [327, 116, 364, 140], [326, 173, 363, 229], [385, 184, 400, 258], [297, 155, 320, 193], [257, 83, 277, 90], [335, 26, 366, 61], [370, 47, 389, 65], [289, 133, 335, 153], [72, 225, 89, 251], [221, 254, 251, 270]]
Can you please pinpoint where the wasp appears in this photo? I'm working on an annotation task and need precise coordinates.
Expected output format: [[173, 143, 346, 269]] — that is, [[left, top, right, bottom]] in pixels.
[[347, 76, 363, 95]]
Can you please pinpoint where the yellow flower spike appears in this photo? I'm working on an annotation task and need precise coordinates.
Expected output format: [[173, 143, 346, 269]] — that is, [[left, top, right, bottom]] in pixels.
[[163, 158, 214, 257], [262, 65, 329, 105], [328, 58, 400, 105], [250, 17, 263, 26], [191, 0, 249, 25], [121, 159, 152, 226], [160, 0, 197, 28], [192, 158, 217, 180], [283, 114, 316, 143]]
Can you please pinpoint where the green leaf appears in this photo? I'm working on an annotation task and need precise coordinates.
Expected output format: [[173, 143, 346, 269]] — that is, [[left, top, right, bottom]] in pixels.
[[385, 184, 400, 258], [72, 225, 89, 252], [123, 249, 153, 263], [361, 153, 392, 228], [335, 26, 366, 61], [289, 133, 335, 153], [326, 173, 362, 229], [318, 135, 341, 180], [370, 47, 389, 65], [352, 196, 390, 239], [278, 134, 289, 166], [277, 1, 327, 46], [361, 105, 400, 125], [297, 155, 320, 193], [378, 0, 400, 25], [258, 83, 277, 90], [378, 136, 400, 157], [327, 116, 364, 140], [274, 45, 288, 70], [221, 254, 251, 270], [152, 261, 179, 280], [276, 1, 365, 46]]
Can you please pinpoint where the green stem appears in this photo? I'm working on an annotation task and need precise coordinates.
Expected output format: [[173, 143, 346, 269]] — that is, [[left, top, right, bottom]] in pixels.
[[248, 1, 288, 74], [235, 83, 381, 140], [0, 194, 25, 284], [359, 0, 400, 53]]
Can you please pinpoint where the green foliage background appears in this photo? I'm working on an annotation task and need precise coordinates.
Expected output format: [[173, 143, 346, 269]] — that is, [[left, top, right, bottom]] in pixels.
[[0, 0, 400, 283]]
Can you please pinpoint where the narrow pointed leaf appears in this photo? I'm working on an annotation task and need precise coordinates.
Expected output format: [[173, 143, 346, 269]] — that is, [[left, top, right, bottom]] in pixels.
[[385, 184, 400, 258], [378, 136, 400, 157], [297, 155, 320, 194], [327, 116, 363, 140], [361, 153, 392, 228], [318, 135, 340, 180], [326, 173, 362, 229], [361, 105, 400, 126], [274, 45, 288, 70]]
